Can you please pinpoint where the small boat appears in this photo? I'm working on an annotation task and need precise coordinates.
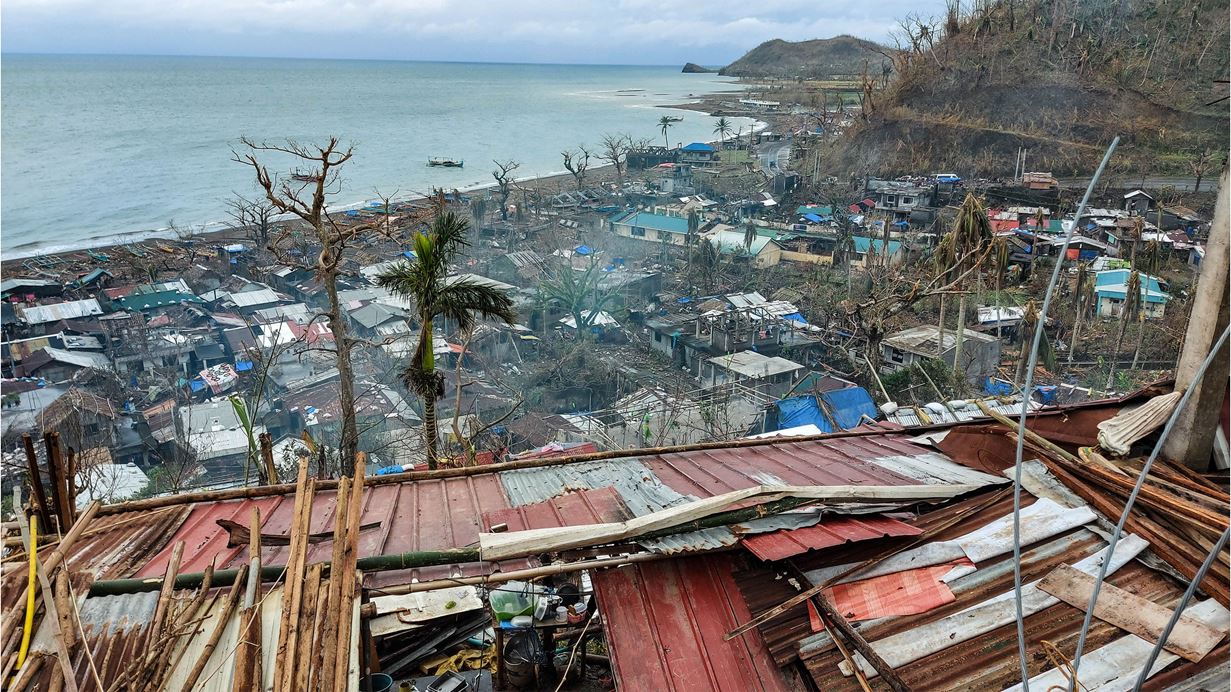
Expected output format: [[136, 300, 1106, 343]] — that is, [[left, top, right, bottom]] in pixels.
[[428, 157, 464, 168], [291, 169, 318, 182]]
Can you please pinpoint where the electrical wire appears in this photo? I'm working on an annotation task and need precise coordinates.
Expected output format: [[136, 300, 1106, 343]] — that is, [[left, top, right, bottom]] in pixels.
[[1010, 135, 1119, 692], [1068, 325, 1230, 691], [1132, 527, 1230, 690]]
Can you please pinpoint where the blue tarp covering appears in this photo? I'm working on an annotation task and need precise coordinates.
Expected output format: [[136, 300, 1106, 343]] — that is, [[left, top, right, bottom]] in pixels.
[[893, 220, 910, 228], [189, 379, 206, 393], [403, 250, 417, 260], [782, 312, 808, 324], [984, 378, 1015, 396], [773, 387, 877, 433], [235, 360, 255, 372], [803, 213, 823, 223], [575, 245, 594, 256]]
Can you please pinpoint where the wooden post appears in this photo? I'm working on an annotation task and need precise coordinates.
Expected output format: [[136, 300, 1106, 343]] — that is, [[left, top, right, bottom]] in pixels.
[[42, 432, 73, 533], [64, 447, 77, 527], [232, 507, 264, 692], [259, 432, 279, 485], [811, 592, 911, 692], [21, 434, 52, 530]]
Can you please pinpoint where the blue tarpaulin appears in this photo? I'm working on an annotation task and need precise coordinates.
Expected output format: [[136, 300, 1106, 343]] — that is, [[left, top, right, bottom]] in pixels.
[[189, 379, 206, 393], [984, 378, 1015, 396], [235, 360, 255, 372], [773, 387, 877, 433], [803, 213, 823, 223], [893, 220, 910, 228], [403, 250, 417, 260], [575, 245, 594, 256], [782, 312, 808, 324]]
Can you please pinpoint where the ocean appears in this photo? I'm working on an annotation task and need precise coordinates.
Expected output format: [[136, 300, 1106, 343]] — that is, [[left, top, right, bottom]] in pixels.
[[1, 54, 754, 259]]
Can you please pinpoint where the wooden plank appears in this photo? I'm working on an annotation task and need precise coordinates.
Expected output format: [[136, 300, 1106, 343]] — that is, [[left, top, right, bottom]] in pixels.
[[481, 483, 982, 561], [1037, 564, 1228, 662], [1002, 598, 1230, 692]]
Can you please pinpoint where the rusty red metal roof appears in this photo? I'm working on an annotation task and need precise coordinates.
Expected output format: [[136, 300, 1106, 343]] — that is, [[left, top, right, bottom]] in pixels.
[[592, 552, 792, 692], [639, 437, 927, 499], [135, 475, 534, 587], [741, 515, 922, 562], [481, 486, 630, 532]]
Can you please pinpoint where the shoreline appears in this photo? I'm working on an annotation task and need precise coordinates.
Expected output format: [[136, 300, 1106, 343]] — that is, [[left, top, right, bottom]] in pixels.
[[2, 92, 760, 269]]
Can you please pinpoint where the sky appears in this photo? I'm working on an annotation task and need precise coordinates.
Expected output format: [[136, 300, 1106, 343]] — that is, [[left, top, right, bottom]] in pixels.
[[2, 0, 946, 65]]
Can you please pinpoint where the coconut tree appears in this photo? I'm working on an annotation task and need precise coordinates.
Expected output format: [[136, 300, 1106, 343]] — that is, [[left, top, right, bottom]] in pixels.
[[713, 117, 733, 143], [743, 220, 758, 253], [1015, 300, 1056, 387], [937, 194, 994, 378], [377, 212, 516, 468], [1130, 241, 1161, 369], [1104, 270, 1143, 390], [658, 116, 682, 149], [1066, 262, 1094, 367], [991, 237, 1011, 340], [539, 259, 619, 338]]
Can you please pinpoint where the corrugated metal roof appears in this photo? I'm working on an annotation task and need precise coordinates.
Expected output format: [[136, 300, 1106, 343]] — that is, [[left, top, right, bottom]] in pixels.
[[592, 552, 792, 692], [228, 287, 281, 308], [19, 299, 104, 324], [134, 475, 534, 588], [741, 515, 922, 562], [481, 486, 631, 532]]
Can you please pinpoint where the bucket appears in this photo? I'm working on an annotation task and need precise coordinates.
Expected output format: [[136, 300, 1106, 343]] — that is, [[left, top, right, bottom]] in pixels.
[[361, 673, 394, 692]]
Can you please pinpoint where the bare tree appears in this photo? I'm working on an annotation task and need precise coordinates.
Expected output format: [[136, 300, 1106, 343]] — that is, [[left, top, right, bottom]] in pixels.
[[561, 147, 592, 190], [232, 137, 390, 475], [226, 194, 278, 246], [492, 159, 521, 221], [598, 133, 633, 188]]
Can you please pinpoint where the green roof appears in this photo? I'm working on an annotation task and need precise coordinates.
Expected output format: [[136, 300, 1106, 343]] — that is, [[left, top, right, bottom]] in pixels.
[[613, 211, 690, 235], [116, 290, 203, 311], [852, 236, 902, 255], [796, 205, 833, 216]]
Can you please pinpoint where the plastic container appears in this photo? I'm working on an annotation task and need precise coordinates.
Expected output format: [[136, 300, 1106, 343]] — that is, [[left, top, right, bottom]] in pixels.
[[510, 615, 533, 628], [489, 581, 538, 622], [555, 606, 568, 623], [567, 600, 588, 624], [361, 673, 394, 692]]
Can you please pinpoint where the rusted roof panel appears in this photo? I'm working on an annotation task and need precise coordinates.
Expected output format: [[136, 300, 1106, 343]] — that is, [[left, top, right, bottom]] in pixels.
[[640, 438, 923, 498], [592, 552, 791, 692], [741, 515, 922, 562], [135, 475, 533, 587], [480, 486, 631, 532]]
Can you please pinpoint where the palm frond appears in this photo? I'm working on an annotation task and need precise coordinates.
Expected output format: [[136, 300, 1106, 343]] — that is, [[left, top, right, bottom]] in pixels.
[[433, 280, 517, 333]]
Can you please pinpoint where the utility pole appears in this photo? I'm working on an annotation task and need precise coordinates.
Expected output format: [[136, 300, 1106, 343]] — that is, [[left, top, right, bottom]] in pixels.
[[1163, 170, 1229, 470]]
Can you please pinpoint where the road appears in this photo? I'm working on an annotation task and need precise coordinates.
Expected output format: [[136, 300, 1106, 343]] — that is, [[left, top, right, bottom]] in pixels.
[[1056, 176, 1217, 193], [757, 139, 792, 172]]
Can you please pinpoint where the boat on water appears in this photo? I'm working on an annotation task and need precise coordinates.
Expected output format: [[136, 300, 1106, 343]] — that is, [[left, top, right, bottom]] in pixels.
[[428, 156, 464, 168], [290, 169, 317, 182]]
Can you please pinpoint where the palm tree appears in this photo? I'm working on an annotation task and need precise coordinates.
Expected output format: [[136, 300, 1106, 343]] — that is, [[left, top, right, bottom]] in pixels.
[[539, 260, 619, 337], [658, 116, 682, 149], [377, 212, 516, 468], [1131, 241, 1161, 369], [1066, 262, 1093, 367], [692, 238, 724, 292], [743, 220, 758, 253], [1015, 301, 1056, 386], [1104, 270, 1143, 390], [991, 237, 1010, 340], [937, 194, 994, 378], [713, 117, 733, 143]]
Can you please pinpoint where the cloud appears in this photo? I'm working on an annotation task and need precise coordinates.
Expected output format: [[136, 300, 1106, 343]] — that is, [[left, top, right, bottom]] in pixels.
[[1, 0, 945, 64]]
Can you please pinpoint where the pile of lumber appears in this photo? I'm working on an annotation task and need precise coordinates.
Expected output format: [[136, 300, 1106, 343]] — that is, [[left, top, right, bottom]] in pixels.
[[983, 407, 1230, 607]]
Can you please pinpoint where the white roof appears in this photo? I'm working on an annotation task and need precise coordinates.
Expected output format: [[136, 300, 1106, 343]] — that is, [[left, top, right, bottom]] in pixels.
[[559, 310, 619, 329], [75, 461, 150, 507], [977, 306, 1025, 324], [179, 401, 266, 461], [37, 347, 111, 370], [229, 288, 281, 308], [20, 299, 104, 325], [745, 424, 824, 439], [360, 259, 408, 283], [707, 350, 803, 379], [445, 273, 517, 292]]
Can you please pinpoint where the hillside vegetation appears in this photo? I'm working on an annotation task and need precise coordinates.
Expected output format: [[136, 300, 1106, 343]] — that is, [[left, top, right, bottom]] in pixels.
[[720, 35, 894, 79], [826, 0, 1229, 177]]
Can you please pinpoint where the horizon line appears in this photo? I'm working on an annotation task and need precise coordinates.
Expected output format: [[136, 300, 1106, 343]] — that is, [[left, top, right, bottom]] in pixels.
[[1, 50, 731, 69]]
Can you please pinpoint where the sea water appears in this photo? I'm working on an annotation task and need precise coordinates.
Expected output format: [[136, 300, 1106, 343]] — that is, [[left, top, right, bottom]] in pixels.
[[1, 54, 754, 258]]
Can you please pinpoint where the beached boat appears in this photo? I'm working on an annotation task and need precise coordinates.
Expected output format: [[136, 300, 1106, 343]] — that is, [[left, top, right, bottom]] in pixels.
[[427, 156, 464, 168]]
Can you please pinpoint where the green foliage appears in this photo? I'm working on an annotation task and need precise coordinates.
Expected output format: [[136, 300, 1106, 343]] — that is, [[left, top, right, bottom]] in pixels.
[[539, 259, 619, 335]]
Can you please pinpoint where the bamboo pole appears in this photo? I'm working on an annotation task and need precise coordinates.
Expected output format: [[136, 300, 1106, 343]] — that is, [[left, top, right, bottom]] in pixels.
[[259, 432, 279, 486], [232, 507, 263, 692], [179, 565, 249, 691], [292, 563, 323, 692], [22, 434, 52, 531], [274, 465, 314, 692], [332, 453, 366, 692], [43, 432, 73, 533], [318, 477, 350, 692]]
